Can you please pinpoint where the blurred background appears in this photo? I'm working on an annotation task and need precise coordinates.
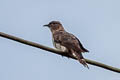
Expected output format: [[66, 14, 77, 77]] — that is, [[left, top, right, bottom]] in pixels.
[[0, 0, 120, 80]]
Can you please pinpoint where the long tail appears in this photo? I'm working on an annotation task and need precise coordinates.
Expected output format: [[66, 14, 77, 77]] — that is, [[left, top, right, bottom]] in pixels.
[[72, 51, 89, 69]]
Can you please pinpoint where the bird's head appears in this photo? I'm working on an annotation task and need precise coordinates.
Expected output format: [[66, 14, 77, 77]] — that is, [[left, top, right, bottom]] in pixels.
[[43, 21, 64, 32]]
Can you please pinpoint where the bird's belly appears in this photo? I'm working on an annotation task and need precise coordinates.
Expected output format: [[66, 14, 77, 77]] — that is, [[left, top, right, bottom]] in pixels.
[[53, 42, 68, 52]]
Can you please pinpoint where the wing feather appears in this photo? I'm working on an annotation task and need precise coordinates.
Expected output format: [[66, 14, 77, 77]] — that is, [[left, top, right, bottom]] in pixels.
[[53, 31, 89, 53]]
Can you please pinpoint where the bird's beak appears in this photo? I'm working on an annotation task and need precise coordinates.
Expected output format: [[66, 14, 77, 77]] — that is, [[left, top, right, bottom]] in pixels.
[[43, 24, 49, 27]]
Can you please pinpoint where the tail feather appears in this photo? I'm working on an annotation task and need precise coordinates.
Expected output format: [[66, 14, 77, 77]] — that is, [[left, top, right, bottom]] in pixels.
[[72, 51, 89, 69], [78, 58, 89, 69]]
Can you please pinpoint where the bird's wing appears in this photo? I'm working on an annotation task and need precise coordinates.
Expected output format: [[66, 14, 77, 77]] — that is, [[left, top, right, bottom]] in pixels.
[[75, 36, 89, 52], [53, 31, 88, 53]]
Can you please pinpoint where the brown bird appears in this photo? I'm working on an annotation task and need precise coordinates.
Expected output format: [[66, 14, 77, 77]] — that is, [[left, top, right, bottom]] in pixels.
[[44, 21, 89, 68]]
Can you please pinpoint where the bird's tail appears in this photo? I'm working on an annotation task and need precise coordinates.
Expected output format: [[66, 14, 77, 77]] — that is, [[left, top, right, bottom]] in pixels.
[[73, 52, 89, 69]]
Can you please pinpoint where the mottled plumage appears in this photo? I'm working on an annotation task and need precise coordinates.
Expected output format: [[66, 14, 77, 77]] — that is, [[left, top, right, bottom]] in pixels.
[[44, 21, 89, 68]]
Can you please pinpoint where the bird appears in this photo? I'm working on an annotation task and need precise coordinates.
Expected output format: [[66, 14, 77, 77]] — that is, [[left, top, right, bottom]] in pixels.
[[43, 21, 89, 68]]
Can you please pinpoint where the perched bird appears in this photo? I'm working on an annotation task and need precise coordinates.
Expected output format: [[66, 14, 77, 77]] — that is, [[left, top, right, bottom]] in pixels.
[[44, 21, 89, 68]]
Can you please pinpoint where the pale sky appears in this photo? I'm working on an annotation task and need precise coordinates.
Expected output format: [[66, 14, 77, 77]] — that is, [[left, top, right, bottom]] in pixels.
[[0, 0, 120, 80]]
